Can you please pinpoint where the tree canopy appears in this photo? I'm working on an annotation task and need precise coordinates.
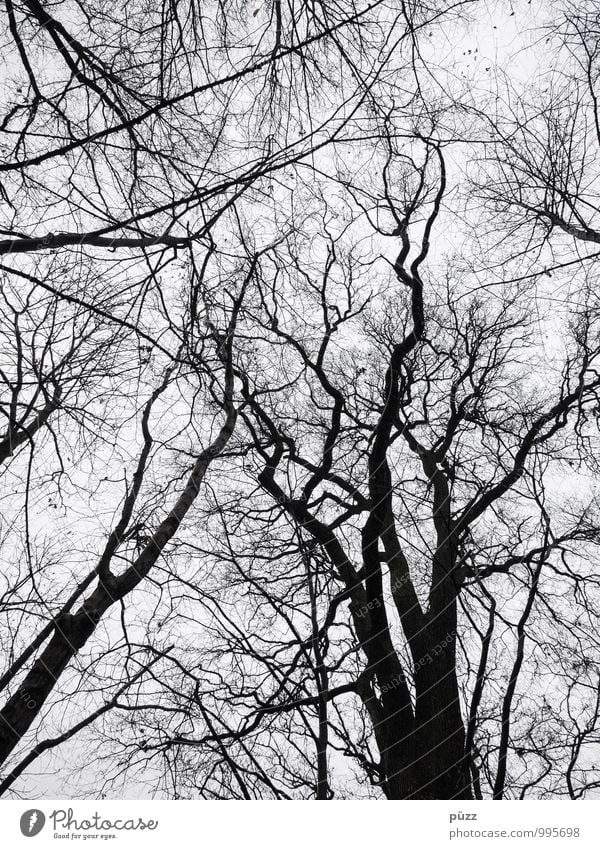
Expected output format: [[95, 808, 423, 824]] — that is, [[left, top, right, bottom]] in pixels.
[[1, 0, 600, 799]]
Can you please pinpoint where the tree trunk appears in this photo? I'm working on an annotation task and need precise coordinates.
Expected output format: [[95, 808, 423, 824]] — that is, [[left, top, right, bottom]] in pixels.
[[383, 622, 471, 800]]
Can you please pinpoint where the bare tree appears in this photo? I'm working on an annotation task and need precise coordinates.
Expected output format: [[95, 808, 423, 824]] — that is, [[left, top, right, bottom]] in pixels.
[[3, 0, 600, 803]]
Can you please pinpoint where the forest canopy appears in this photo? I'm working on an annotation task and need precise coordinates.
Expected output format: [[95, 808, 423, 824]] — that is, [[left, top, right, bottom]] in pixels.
[[1, 0, 600, 800]]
